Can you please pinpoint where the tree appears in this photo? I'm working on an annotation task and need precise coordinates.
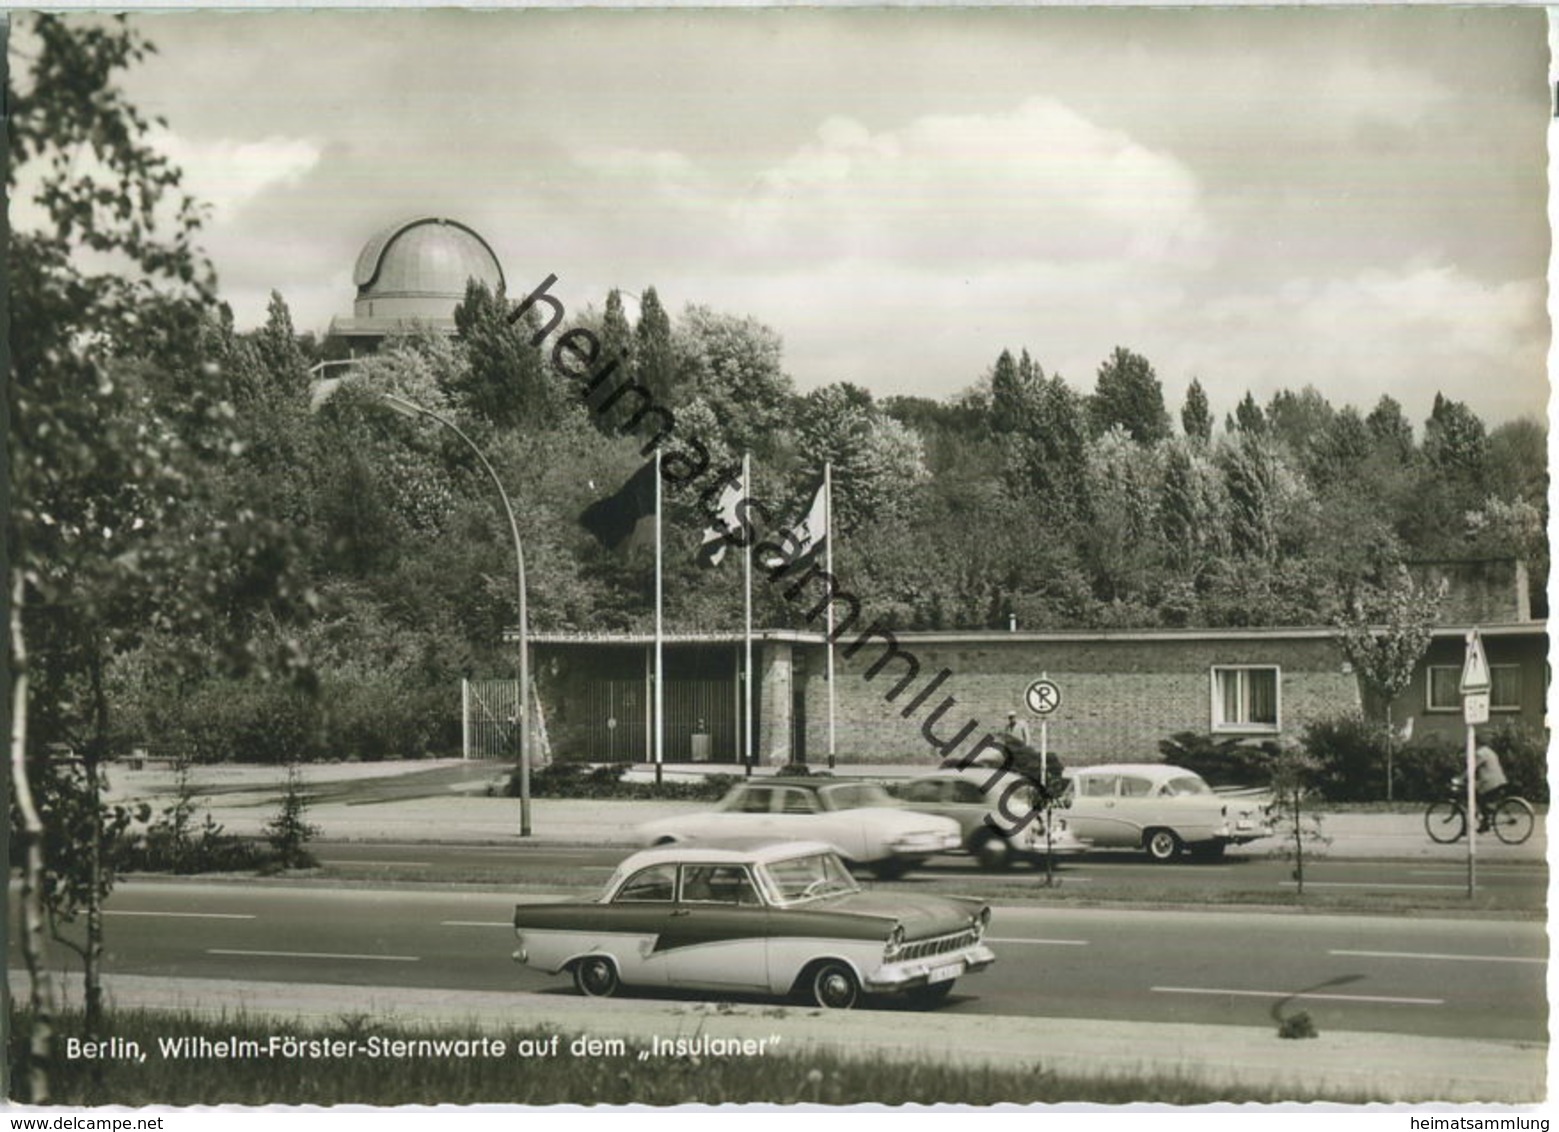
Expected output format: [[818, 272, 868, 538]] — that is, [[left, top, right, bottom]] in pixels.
[[8, 15, 316, 1093], [1365, 395, 1415, 461], [633, 285, 677, 402], [1233, 391, 1266, 436], [254, 291, 312, 407], [673, 305, 794, 458], [451, 279, 560, 431], [1180, 378, 1212, 444], [1090, 347, 1170, 444], [796, 384, 928, 530], [1333, 568, 1443, 801]]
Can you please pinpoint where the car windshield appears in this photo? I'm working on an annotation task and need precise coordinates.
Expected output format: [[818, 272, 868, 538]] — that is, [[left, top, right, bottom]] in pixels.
[[760, 851, 860, 904], [1162, 775, 1212, 797], [818, 782, 896, 810]]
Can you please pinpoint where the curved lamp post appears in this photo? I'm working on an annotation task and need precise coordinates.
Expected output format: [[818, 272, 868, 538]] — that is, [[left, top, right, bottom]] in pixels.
[[374, 394, 533, 835], [311, 367, 536, 835]]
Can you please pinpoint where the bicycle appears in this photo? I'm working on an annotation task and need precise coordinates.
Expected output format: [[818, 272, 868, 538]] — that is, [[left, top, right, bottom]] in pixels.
[[1424, 792, 1536, 845]]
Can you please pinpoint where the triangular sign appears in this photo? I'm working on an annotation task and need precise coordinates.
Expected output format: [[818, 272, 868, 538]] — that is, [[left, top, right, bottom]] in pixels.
[[1459, 628, 1491, 694]]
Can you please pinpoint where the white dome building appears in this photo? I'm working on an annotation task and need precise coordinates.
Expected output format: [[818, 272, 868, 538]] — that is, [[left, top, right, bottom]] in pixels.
[[326, 216, 505, 354]]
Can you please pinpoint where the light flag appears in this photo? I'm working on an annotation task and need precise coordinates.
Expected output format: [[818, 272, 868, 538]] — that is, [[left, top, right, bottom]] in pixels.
[[697, 476, 746, 567], [762, 477, 827, 572]]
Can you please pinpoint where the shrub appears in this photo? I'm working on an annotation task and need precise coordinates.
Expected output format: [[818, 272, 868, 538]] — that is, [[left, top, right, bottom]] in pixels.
[[1483, 721, 1550, 804], [509, 764, 738, 802], [1300, 713, 1389, 802], [1157, 731, 1277, 789]]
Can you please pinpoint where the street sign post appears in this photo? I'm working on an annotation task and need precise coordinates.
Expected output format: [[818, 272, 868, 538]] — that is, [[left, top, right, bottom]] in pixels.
[[1025, 679, 1061, 716], [1460, 628, 1489, 897], [1023, 674, 1062, 889]]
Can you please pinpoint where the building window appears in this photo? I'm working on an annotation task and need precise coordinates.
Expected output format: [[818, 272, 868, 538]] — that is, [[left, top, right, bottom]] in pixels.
[[1211, 666, 1279, 732], [1428, 664, 1522, 712]]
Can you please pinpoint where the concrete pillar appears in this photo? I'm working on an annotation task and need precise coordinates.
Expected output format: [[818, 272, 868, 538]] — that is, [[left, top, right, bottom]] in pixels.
[[759, 642, 793, 766]]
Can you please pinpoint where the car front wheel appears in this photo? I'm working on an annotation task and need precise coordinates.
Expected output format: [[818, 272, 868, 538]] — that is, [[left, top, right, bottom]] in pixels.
[[971, 830, 1012, 871], [573, 955, 620, 998], [1145, 829, 1183, 862], [808, 961, 861, 1009]]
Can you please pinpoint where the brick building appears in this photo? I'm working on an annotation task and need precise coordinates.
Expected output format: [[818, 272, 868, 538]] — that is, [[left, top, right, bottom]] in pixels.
[[529, 617, 1546, 769]]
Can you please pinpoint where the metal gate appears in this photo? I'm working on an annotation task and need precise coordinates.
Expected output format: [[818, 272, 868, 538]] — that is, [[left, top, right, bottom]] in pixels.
[[462, 679, 550, 764]]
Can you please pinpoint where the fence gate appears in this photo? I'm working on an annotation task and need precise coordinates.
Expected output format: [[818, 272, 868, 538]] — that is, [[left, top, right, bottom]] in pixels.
[[462, 679, 550, 764]]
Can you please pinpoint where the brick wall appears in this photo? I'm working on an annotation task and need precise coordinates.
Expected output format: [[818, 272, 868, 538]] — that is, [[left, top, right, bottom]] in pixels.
[[798, 633, 1362, 767]]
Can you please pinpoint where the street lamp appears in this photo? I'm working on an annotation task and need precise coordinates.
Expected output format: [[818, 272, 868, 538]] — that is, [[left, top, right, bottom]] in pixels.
[[313, 372, 532, 836], [374, 394, 533, 835]]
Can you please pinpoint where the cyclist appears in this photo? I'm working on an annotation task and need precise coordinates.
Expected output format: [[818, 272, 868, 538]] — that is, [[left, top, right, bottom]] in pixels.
[[1454, 745, 1509, 833]]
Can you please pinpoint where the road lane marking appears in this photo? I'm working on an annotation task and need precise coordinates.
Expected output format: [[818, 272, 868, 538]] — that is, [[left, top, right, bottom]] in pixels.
[[1408, 868, 1537, 877], [1152, 986, 1442, 1006], [443, 921, 512, 928], [1278, 881, 1467, 891], [107, 911, 256, 920], [207, 949, 419, 962], [1330, 949, 1545, 965], [986, 937, 1089, 946]]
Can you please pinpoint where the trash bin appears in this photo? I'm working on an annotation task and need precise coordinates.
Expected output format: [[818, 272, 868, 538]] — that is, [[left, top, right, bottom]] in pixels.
[[690, 733, 711, 763]]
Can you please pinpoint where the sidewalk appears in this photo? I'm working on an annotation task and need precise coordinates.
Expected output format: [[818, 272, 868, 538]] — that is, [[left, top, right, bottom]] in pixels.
[[104, 759, 1548, 861]]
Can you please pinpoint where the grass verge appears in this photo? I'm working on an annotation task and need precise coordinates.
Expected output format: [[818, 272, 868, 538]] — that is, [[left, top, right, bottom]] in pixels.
[[10, 1007, 1385, 1107]]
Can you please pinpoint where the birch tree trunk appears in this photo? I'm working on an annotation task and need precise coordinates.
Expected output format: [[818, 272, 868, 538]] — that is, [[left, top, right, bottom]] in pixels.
[[10, 574, 54, 1103]]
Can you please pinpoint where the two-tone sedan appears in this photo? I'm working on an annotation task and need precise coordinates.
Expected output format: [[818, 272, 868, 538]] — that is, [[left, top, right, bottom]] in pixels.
[[513, 841, 996, 1009], [635, 778, 961, 879], [1061, 763, 1274, 861]]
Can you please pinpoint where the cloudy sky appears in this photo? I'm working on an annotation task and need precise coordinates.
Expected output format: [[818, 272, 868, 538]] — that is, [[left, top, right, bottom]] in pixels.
[[41, 7, 1553, 425]]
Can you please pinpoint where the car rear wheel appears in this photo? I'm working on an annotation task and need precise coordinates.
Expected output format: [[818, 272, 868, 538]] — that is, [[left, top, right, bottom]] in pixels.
[[1145, 829, 1183, 862], [970, 830, 1012, 871], [572, 955, 620, 998], [808, 961, 861, 1009], [869, 859, 911, 881]]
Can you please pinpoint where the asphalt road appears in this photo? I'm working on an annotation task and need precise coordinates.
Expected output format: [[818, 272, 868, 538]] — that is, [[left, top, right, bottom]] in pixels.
[[307, 839, 1549, 902], [17, 878, 1546, 1044]]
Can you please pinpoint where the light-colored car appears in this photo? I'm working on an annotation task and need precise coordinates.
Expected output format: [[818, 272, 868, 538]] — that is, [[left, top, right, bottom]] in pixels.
[[635, 778, 961, 879], [1060, 763, 1274, 862], [891, 769, 1089, 869], [513, 841, 996, 1009]]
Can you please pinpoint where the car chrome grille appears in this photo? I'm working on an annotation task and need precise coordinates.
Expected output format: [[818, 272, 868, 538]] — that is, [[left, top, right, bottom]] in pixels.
[[896, 927, 981, 962]]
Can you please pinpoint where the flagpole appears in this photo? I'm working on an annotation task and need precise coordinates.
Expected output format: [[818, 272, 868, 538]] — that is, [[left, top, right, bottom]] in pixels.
[[743, 452, 754, 778], [655, 449, 664, 786], [825, 462, 836, 769]]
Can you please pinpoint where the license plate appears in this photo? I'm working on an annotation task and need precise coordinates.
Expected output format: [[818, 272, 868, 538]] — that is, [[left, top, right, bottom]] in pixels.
[[929, 962, 963, 984]]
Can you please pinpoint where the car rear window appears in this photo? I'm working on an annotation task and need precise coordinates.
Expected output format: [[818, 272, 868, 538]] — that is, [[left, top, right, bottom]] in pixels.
[[821, 783, 895, 810], [1162, 775, 1211, 796], [614, 864, 676, 902]]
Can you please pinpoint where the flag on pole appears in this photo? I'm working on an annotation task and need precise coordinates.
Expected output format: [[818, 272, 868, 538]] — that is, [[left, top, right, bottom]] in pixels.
[[579, 460, 657, 549], [762, 477, 828, 571], [698, 475, 746, 567]]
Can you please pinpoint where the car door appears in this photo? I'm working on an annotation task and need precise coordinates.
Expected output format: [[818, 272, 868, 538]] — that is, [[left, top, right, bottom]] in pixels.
[[1107, 773, 1160, 844], [1066, 773, 1130, 846], [602, 862, 680, 987], [660, 864, 771, 990], [770, 786, 826, 842]]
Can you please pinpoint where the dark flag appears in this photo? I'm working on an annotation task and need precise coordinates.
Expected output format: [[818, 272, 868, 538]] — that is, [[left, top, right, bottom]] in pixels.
[[580, 460, 657, 549]]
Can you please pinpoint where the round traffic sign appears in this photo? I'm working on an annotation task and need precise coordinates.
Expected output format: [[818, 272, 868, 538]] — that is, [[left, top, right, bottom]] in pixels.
[[1025, 679, 1061, 716]]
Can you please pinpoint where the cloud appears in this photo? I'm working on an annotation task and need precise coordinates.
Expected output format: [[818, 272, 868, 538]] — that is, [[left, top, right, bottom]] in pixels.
[[729, 97, 1207, 270], [150, 127, 323, 224]]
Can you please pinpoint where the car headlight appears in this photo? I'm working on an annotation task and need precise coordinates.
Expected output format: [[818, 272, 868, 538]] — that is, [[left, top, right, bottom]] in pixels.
[[884, 924, 906, 959]]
